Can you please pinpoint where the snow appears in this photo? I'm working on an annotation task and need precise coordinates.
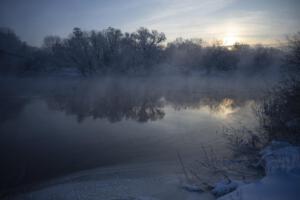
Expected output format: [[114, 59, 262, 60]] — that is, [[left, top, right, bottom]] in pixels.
[[181, 182, 204, 192], [4, 162, 215, 200], [218, 174, 300, 200], [6, 141, 299, 200], [217, 141, 300, 200], [260, 141, 300, 175], [211, 180, 244, 197]]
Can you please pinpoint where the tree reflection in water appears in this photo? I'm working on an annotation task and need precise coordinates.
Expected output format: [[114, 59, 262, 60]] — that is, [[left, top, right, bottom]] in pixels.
[[41, 77, 262, 123]]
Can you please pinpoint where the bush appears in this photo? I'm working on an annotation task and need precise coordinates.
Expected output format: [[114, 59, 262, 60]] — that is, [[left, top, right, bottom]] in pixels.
[[258, 79, 300, 144], [258, 32, 300, 144]]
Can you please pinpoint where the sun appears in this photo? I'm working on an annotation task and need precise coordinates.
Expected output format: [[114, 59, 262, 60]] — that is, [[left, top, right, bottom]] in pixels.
[[221, 23, 241, 46], [223, 35, 239, 46]]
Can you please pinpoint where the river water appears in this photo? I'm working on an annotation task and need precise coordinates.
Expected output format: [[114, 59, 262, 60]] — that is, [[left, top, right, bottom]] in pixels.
[[0, 76, 269, 191]]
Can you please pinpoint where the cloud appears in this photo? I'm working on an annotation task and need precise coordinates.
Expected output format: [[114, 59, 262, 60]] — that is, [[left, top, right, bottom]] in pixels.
[[126, 0, 236, 27], [0, 0, 299, 46]]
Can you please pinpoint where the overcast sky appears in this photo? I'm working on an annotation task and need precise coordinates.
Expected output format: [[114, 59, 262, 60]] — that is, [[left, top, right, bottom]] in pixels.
[[0, 0, 299, 46]]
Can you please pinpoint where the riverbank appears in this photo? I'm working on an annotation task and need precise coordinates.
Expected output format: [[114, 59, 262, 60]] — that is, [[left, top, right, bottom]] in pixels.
[[3, 141, 299, 200], [216, 141, 300, 200], [3, 161, 214, 200]]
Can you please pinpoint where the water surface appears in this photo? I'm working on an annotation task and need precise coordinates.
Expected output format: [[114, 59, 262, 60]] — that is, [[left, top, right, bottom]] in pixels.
[[0, 76, 267, 190]]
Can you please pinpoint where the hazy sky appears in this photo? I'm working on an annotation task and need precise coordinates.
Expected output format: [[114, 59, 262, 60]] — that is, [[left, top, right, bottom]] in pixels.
[[0, 0, 299, 46]]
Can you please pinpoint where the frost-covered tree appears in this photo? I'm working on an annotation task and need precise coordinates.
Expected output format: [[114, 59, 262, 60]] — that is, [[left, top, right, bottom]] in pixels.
[[259, 33, 300, 144]]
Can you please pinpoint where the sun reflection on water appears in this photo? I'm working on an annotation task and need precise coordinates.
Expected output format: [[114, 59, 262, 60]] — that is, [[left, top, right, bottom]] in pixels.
[[211, 98, 238, 118]]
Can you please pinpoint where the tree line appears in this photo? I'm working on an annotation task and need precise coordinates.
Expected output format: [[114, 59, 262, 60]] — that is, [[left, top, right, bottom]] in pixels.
[[0, 27, 288, 76]]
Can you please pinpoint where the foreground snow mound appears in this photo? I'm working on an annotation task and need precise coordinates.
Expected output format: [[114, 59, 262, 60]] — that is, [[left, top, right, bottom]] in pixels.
[[212, 180, 244, 197], [218, 141, 300, 200], [180, 182, 204, 192], [260, 141, 300, 175], [218, 174, 300, 200]]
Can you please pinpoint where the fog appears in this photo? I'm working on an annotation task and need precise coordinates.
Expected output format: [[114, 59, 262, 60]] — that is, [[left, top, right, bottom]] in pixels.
[[0, 76, 269, 190], [0, 26, 299, 200]]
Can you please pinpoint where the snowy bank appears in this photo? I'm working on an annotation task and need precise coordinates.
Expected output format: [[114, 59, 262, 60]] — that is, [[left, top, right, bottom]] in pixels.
[[4, 162, 215, 200], [217, 141, 300, 200]]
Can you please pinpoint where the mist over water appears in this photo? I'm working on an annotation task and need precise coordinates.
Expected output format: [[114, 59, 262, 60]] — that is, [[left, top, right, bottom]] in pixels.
[[0, 76, 274, 190], [0, 0, 299, 198]]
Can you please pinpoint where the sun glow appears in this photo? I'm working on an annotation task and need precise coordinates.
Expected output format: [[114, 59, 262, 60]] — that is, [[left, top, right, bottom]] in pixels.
[[223, 35, 239, 46], [213, 98, 238, 118], [223, 34, 239, 46], [221, 24, 241, 46]]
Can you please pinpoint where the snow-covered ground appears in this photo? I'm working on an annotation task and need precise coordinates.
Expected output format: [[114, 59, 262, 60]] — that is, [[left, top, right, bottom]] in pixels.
[[5, 162, 214, 200], [217, 141, 300, 200], [5, 141, 299, 200]]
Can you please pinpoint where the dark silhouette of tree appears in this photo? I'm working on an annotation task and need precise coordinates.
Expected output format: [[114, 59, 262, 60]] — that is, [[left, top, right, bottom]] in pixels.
[[165, 38, 203, 74], [259, 33, 300, 144], [0, 26, 289, 76], [205, 46, 237, 73], [285, 32, 300, 76], [0, 28, 28, 74]]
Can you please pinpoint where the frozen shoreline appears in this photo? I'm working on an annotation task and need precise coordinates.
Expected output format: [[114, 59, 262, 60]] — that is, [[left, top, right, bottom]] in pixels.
[[4, 161, 214, 200], [4, 141, 300, 200], [216, 141, 300, 200]]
